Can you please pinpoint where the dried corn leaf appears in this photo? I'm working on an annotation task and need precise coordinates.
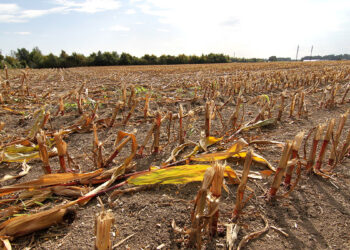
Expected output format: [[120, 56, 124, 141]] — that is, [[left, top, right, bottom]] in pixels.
[[165, 142, 197, 163], [128, 164, 237, 185], [199, 134, 223, 152], [51, 186, 90, 197], [0, 169, 103, 197], [0, 161, 31, 183], [1, 151, 39, 163], [3, 144, 38, 154], [1, 189, 52, 220], [232, 151, 276, 171], [190, 139, 248, 162], [242, 118, 277, 131]]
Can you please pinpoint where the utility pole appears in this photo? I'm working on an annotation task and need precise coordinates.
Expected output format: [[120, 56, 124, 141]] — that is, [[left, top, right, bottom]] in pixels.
[[296, 45, 299, 61], [310, 45, 313, 59]]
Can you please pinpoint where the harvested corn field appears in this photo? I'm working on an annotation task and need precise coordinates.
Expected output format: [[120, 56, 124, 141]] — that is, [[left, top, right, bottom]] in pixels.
[[1, 61, 350, 249]]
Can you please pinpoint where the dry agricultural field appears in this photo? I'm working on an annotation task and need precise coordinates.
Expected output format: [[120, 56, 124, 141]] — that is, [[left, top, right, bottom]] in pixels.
[[1, 61, 350, 249]]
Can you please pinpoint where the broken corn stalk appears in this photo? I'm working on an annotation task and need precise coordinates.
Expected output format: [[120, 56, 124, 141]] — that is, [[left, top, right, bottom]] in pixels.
[[268, 141, 292, 199], [209, 162, 225, 236]]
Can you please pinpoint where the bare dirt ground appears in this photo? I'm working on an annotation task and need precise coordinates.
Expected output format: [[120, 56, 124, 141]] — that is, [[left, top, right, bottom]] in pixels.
[[1, 62, 350, 249]]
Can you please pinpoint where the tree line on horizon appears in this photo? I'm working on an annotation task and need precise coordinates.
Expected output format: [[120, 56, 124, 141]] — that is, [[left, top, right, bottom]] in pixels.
[[0, 47, 348, 69]]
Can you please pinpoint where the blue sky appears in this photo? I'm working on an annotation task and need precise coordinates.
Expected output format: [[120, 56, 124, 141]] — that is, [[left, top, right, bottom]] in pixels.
[[0, 0, 349, 58]]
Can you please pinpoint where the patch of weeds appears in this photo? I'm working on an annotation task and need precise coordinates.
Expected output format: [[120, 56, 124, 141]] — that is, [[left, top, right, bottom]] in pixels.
[[135, 85, 147, 95], [64, 102, 78, 111]]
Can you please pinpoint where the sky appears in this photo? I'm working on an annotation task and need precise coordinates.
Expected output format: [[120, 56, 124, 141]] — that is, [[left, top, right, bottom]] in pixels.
[[0, 0, 349, 59]]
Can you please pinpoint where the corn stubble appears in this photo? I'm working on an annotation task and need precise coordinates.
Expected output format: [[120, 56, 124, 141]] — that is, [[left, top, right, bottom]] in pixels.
[[1, 62, 350, 248]]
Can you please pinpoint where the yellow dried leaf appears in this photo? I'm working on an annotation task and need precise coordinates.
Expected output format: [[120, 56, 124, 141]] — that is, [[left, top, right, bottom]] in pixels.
[[128, 164, 237, 185]]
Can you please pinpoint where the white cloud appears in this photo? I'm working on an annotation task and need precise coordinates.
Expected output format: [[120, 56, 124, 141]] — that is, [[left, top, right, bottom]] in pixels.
[[109, 25, 130, 31], [56, 0, 121, 14], [0, 3, 19, 13], [0, 0, 121, 23], [156, 28, 169, 33], [13, 31, 31, 35], [132, 0, 350, 57], [125, 9, 136, 15]]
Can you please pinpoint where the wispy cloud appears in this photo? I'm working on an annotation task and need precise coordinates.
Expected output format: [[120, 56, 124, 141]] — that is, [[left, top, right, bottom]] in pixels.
[[0, 0, 122, 23], [13, 31, 31, 35], [156, 28, 169, 33], [125, 9, 136, 15], [109, 25, 130, 31], [55, 0, 121, 14]]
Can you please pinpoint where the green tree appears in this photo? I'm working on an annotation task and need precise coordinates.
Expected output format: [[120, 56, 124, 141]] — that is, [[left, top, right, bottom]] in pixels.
[[15, 48, 30, 67], [43, 53, 59, 68], [268, 56, 277, 62], [29, 47, 44, 68], [59, 50, 69, 67], [119, 52, 133, 65]]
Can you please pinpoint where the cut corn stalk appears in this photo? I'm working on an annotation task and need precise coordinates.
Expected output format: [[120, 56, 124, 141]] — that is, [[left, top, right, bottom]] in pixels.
[[306, 125, 325, 172], [328, 113, 348, 166], [339, 128, 350, 162], [208, 162, 225, 236], [179, 104, 184, 144], [92, 124, 104, 168], [122, 99, 137, 125], [314, 119, 335, 172], [144, 94, 151, 118], [233, 149, 252, 221], [268, 141, 292, 199], [109, 101, 122, 127], [297, 91, 305, 118], [189, 166, 215, 248], [284, 131, 304, 187], [0, 121, 4, 132], [127, 87, 135, 108], [167, 111, 173, 143], [289, 93, 297, 117], [153, 112, 162, 154], [36, 130, 51, 174], [54, 130, 68, 172], [95, 204, 115, 250]]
